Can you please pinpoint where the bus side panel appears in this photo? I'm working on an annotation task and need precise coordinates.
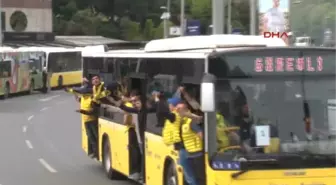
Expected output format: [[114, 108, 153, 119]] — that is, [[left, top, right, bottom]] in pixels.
[[205, 156, 232, 185], [145, 132, 182, 185], [81, 117, 89, 154], [111, 123, 130, 176], [49, 70, 82, 87], [31, 73, 44, 90], [17, 63, 31, 93], [0, 78, 6, 95], [98, 118, 130, 176], [98, 119, 114, 163]]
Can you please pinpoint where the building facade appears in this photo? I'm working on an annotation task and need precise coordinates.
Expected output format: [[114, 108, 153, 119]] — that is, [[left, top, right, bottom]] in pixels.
[[1, 0, 53, 42]]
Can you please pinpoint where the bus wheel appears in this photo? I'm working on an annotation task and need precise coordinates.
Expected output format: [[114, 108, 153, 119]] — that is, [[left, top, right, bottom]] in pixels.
[[102, 139, 117, 179], [28, 80, 34, 94], [164, 162, 178, 185], [3, 83, 10, 99], [57, 76, 63, 88]]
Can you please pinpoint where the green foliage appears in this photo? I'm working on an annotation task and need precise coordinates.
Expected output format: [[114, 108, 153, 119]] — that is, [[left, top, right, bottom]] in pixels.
[[52, 0, 251, 40], [153, 21, 174, 39], [143, 19, 155, 40], [290, 0, 335, 44], [120, 17, 143, 40]]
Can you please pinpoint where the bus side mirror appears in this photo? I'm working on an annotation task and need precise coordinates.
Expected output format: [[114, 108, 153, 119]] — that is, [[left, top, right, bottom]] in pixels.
[[201, 73, 216, 112]]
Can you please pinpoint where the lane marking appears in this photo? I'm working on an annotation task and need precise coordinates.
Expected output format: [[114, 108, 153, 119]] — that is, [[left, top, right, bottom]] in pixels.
[[40, 107, 49, 112], [27, 115, 34, 121], [39, 158, 57, 173], [22, 125, 27, 133], [56, 100, 67, 105], [25, 140, 33, 149], [39, 95, 60, 102]]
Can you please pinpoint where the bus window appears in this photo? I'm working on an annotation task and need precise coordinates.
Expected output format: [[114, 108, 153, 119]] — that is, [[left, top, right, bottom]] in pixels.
[[0, 61, 11, 77], [29, 58, 42, 71], [100, 58, 115, 84], [145, 113, 162, 135], [138, 58, 202, 97], [48, 52, 81, 73]]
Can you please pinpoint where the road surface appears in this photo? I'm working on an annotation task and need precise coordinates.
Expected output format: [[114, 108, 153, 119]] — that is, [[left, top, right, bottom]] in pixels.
[[0, 91, 134, 185]]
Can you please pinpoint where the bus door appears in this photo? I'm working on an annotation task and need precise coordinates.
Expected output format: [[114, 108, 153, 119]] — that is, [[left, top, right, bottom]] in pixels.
[[128, 73, 148, 183]]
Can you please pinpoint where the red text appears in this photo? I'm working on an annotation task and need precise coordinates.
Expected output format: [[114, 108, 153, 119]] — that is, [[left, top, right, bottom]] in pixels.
[[263, 32, 289, 39], [254, 56, 323, 72]]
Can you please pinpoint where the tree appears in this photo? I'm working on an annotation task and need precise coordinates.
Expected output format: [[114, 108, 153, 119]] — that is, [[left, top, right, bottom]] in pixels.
[[154, 21, 174, 39], [120, 17, 143, 40], [52, 0, 252, 39], [291, 0, 335, 44], [143, 19, 155, 40]]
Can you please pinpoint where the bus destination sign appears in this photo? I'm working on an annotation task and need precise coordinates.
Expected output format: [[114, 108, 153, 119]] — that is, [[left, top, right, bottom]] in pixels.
[[255, 56, 323, 72]]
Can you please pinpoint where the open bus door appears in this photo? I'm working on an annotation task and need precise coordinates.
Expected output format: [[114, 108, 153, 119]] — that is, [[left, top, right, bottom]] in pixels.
[[127, 72, 148, 183], [100, 72, 149, 182]]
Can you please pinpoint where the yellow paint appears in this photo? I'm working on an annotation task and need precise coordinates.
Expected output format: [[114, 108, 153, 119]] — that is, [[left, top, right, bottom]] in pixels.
[[81, 119, 88, 154], [98, 118, 130, 176], [144, 132, 182, 185], [49, 70, 82, 87], [97, 118, 183, 185], [205, 153, 336, 185], [92, 118, 336, 185]]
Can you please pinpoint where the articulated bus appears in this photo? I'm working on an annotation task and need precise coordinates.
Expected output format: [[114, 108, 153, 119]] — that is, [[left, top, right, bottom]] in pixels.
[[0, 48, 47, 98], [81, 35, 335, 185], [17, 47, 83, 88], [17, 46, 107, 89]]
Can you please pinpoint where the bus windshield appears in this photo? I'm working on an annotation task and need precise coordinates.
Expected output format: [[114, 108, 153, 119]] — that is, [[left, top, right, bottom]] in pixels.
[[210, 48, 336, 169], [214, 77, 336, 168]]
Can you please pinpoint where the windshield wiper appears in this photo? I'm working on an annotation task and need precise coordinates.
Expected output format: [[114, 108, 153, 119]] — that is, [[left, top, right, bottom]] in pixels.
[[231, 169, 248, 178], [302, 153, 335, 163], [231, 158, 279, 179]]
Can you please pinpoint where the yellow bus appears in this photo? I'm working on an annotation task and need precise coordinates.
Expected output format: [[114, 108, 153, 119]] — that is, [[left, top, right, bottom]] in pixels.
[[17, 46, 108, 89], [17, 47, 83, 89], [81, 35, 335, 185], [44, 47, 83, 88]]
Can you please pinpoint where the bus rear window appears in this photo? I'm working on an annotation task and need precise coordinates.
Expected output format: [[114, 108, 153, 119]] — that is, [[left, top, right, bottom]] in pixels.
[[209, 49, 335, 78]]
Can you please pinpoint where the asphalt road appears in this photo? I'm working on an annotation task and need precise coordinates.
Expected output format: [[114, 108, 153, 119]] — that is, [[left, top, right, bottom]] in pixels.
[[0, 91, 135, 185]]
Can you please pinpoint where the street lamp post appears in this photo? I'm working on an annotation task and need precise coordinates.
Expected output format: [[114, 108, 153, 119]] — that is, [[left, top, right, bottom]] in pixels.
[[180, 0, 185, 36], [227, 0, 232, 34], [0, 0, 2, 46], [249, 0, 256, 35], [212, 0, 224, 34], [160, 6, 171, 38]]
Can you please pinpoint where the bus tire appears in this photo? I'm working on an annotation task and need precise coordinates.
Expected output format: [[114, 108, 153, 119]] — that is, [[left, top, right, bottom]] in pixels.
[[102, 137, 122, 180], [164, 160, 178, 185], [28, 80, 34, 94], [57, 76, 63, 88], [3, 82, 10, 99]]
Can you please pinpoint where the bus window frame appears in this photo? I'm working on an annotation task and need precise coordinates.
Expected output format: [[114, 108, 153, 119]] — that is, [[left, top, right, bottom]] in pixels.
[[0, 60, 12, 78], [145, 113, 163, 136], [99, 104, 125, 125], [47, 51, 82, 73]]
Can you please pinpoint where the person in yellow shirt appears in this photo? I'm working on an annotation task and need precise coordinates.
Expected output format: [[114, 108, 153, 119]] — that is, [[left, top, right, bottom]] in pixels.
[[177, 102, 204, 185], [216, 112, 240, 152], [65, 83, 98, 158]]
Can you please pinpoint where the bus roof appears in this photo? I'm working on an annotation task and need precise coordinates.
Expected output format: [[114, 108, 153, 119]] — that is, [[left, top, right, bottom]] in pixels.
[[144, 35, 286, 52], [16, 47, 82, 53], [82, 51, 206, 59], [106, 49, 144, 53], [0, 47, 15, 52]]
